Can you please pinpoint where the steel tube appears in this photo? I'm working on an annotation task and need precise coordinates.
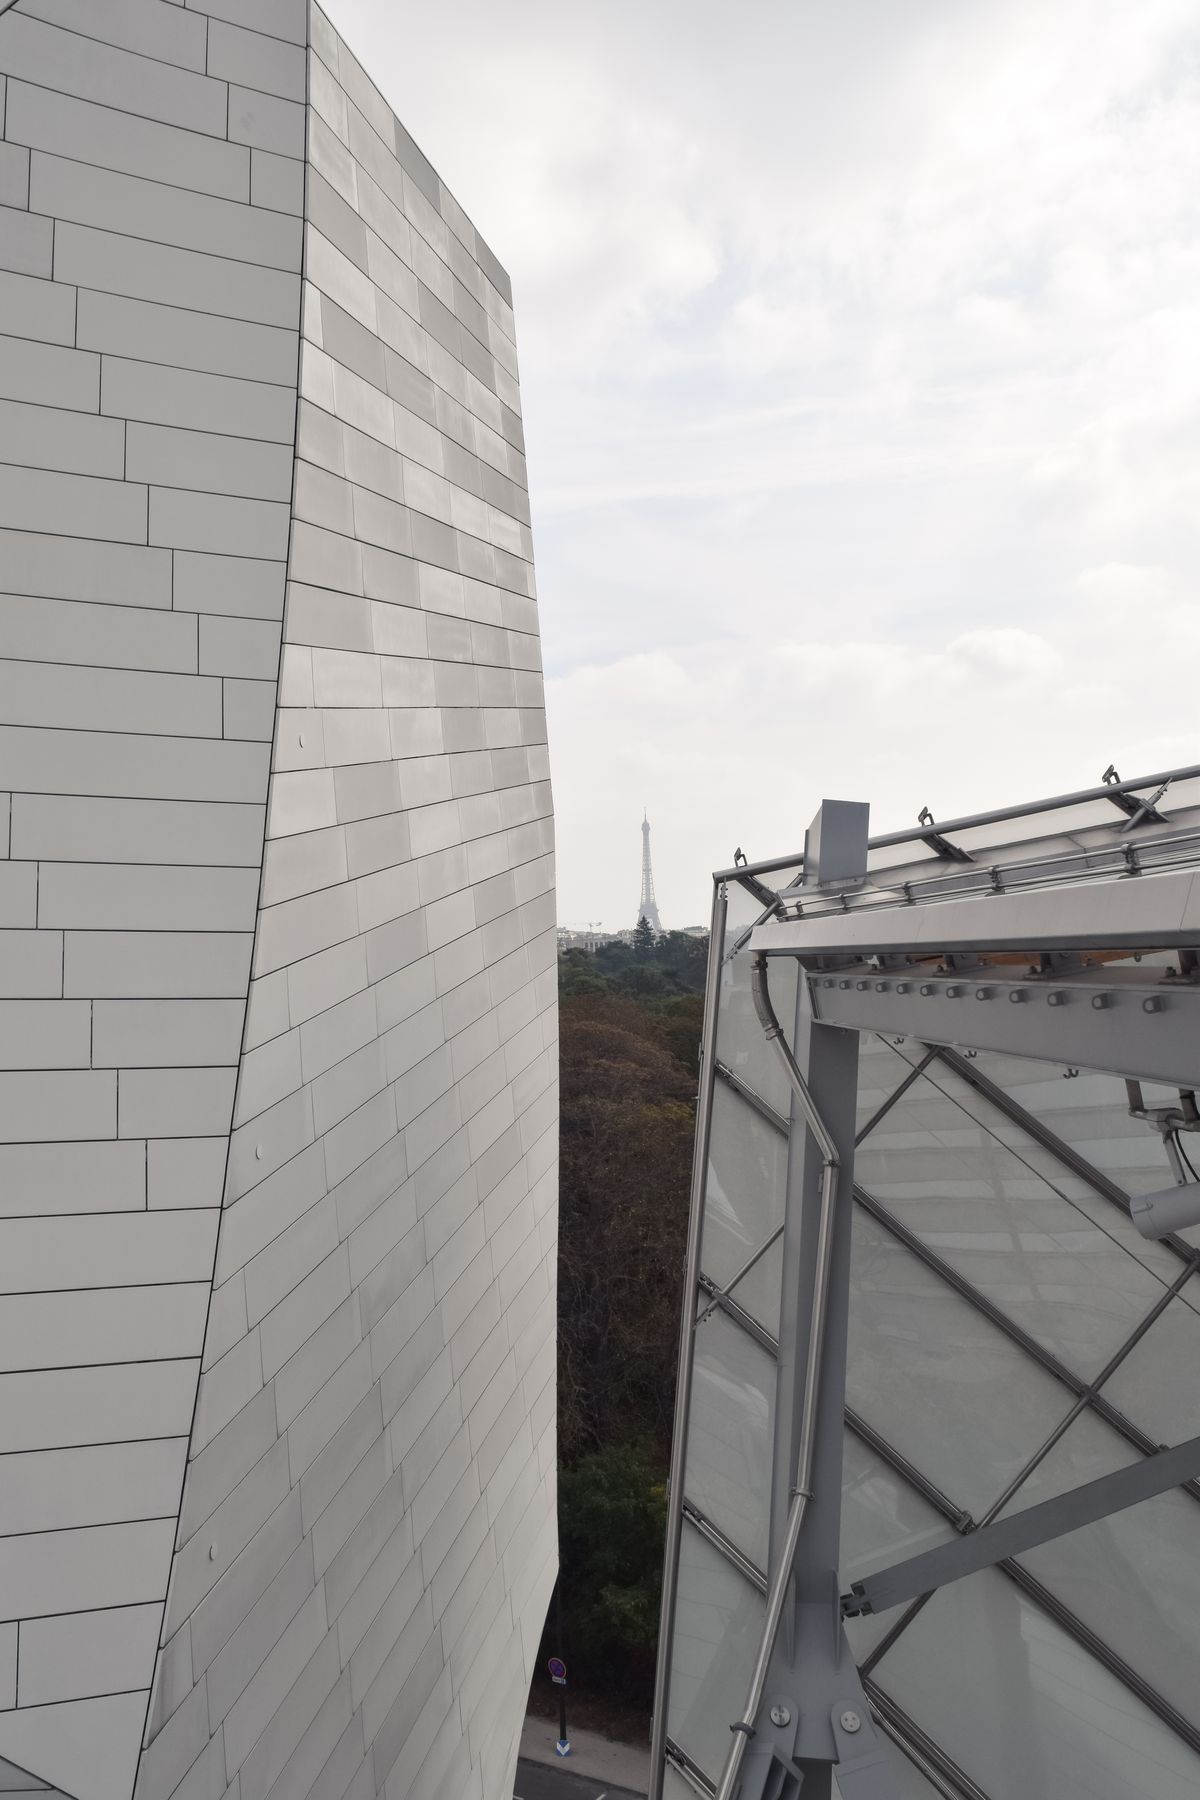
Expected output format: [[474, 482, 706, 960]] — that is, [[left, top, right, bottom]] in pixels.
[[712, 762, 1200, 884], [716, 1487, 810, 1800], [648, 880, 728, 1799], [749, 954, 840, 1166], [712, 954, 842, 1800]]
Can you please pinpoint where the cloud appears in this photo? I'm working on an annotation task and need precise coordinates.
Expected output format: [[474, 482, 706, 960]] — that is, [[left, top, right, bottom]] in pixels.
[[546, 576, 1198, 924], [326, 0, 1200, 927]]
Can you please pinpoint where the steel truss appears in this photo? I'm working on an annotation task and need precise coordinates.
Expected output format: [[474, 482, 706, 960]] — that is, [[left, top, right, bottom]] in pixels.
[[651, 774, 1200, 1800]]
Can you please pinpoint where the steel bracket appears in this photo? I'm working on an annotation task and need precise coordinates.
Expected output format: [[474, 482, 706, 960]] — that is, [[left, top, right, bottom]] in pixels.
[[736, 1596, 895, 1798], [829, 1703, 894, 1798]]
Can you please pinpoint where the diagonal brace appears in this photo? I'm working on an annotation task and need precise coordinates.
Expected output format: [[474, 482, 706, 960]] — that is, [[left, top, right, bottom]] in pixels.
[[843, 1431, 1200, 1618]]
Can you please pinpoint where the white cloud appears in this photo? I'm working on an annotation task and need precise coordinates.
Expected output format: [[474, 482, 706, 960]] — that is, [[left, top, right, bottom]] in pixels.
[[326, 0, 1200, 928]]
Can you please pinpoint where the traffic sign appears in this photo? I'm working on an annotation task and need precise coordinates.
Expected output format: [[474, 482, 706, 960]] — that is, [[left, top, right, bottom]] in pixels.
[[547, 1655, 567, 1685]]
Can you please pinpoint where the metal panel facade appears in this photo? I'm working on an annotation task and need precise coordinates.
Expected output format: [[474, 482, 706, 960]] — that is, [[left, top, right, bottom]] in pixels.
[[0, 4, 557, 1796]]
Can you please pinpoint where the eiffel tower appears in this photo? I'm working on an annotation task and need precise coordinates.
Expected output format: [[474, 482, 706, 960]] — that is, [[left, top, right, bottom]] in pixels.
[[637, 811, 663, 933]]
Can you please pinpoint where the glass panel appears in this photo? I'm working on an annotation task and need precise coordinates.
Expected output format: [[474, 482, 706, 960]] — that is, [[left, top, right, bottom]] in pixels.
[[722, 879, 772, 936], [667, 1517, 764, 1784], [866, 840, 941, 873], [714, 949, 798, 1121], [949, 798, 1123, 853], [841, 1431, 958, 1585], [835, 1750, 947, 1800], [844, 1600, 914, 1665], [957, 1052, 1194, 1297], [840, 1429, 961, 1665], [997, 1403, 1138, 1511], [872, 1566, 1200, 1800], [700, 1079, 787, 1335], [855, 1070, 1164, 1380], [848, 1207, 1077, 1517], [855, 1033, 920, 1133], [1001, 1413, 1200, 1732], [968, 1057, 1176, 1195], [1102, 1291, 1200, 1447], [685, 1304, 775, 1566]]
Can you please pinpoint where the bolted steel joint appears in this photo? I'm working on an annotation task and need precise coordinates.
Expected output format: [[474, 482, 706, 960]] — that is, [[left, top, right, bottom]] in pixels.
[[768, 1702, 792, 1728], [839, 1709, 862, 1734]]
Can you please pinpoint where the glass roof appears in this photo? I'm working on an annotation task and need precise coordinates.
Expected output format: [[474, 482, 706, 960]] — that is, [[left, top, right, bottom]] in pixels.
[[657, 791, 1200, 1799], [758, 769, 1200, 917]]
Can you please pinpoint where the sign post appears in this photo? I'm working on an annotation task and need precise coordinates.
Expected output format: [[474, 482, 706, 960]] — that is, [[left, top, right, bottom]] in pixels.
[[550, 1574, 569, 1755], [548, 1656, 568, 1755]]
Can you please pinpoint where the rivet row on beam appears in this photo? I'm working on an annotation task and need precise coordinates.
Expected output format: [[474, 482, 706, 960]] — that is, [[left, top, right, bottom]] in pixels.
[[817, 976, 1170, 1015]]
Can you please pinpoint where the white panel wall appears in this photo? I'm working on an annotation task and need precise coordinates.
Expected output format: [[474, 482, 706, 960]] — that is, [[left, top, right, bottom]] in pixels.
[[0, 4, 556, 1795], [0, 1, 304, 1793], [137, 8, 559, 1800]]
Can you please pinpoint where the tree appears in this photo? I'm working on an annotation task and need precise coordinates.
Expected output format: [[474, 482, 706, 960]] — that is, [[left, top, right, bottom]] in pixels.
[[552, 931, 709, 1715], [552, 1444, 667, 1694], [557, 997, 697, 1457]]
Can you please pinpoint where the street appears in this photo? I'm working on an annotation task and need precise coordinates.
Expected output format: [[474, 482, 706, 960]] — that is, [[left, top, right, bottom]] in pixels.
[[514, 1756, 646, 1800]]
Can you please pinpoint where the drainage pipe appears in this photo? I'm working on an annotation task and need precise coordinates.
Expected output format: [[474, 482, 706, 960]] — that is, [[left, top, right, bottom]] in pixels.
[[712, 952, 842, 1800]]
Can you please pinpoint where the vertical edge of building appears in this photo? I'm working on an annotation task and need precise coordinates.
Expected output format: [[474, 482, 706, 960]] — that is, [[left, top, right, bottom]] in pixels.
[[138, 4, 559, 1799]]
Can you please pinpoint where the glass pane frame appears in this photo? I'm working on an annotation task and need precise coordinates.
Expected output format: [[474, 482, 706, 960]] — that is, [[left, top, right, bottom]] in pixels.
[[654, 798, 1200, 1800]]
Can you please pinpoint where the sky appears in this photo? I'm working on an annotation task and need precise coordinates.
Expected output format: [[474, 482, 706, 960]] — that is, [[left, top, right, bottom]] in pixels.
[[329, 0, 1200, 929]]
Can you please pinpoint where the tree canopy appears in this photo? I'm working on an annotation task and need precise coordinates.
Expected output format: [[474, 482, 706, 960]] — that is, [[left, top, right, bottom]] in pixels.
[[546, 929, 708, 1707]]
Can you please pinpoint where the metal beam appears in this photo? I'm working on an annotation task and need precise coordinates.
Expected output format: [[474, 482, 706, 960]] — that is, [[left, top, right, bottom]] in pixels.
[[754, 865, 1200, 960], [723, 804, 886, 1800], [649, 881, 728, 1800], [666, 1740, 718, 1796], [845, 1433, 1200, 1618], [806, 970, 1200, 1086], [732, 869, 783, 911], [848, 1413, 1200, 1759], [855, 1046, 938, 1144]]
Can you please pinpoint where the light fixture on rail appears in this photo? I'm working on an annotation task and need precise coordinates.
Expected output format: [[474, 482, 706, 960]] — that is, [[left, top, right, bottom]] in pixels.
[[1130, 1181, 1200, 1240]]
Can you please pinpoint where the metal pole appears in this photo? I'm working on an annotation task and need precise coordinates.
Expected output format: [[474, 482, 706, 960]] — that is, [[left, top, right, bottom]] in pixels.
[[556, 1579, 568, 1749], [648, 879, 729, 1800], [712, 953, 843, 1800]]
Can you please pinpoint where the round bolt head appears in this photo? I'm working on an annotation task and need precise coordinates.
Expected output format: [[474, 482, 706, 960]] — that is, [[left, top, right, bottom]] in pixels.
[[839, 1709, 862, 1734], [768, 1703, 791, 1728]]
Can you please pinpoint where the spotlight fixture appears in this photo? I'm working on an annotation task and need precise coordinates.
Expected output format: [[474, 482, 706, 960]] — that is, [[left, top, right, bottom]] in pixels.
[[1131, 1181, 1200, 1241]]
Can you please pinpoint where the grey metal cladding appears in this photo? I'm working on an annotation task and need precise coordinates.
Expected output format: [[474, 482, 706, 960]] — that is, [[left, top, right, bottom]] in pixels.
[[0, 0, 303, 1793], [137, 7, 555, 1800]]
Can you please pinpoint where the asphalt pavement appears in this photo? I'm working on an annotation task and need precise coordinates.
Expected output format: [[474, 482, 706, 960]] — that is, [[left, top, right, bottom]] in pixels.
[[514, 1756, 646, 1800]]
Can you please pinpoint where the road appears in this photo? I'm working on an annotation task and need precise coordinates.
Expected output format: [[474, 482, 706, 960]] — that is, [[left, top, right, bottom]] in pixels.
[[514, 1757, 646, 1800]]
